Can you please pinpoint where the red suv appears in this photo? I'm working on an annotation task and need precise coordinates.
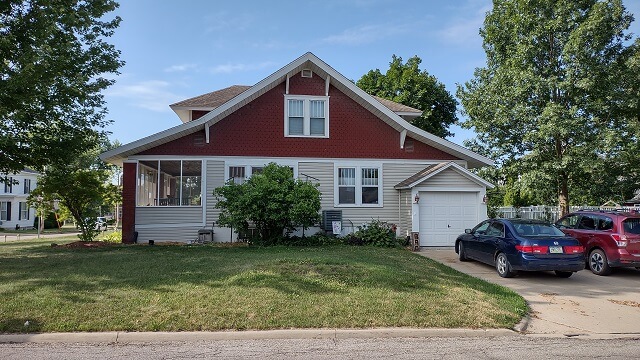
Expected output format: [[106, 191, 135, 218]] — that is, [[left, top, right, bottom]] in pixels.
[[556, 210, 640, 275]]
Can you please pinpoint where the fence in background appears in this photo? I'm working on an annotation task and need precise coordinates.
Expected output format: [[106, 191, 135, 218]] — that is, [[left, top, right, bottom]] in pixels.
[[495, 205, 640, 222]]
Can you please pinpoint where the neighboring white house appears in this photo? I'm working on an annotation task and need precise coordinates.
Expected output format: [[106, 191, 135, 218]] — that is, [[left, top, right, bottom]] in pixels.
[[0, 169, 38, 230]]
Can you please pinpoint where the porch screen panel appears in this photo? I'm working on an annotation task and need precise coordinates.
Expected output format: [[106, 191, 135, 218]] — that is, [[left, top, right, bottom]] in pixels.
[[137, 161, 158, 206], [181, 161, 202, 206], [159, 160, 180, 206]]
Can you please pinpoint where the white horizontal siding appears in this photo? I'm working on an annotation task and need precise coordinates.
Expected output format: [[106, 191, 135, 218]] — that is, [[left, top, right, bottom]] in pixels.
[[298, 162, 334, 208], [136, 207, 203, 226], [299, 161, 435, 233], [398, 189, 412, 237], [135, 226, 202, 243], [206, 160, 225, 227], [419, 168, 482, 188]]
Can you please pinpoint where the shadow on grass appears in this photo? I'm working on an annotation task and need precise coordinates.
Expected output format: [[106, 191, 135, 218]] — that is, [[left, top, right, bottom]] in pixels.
[[0, 243, 525, 332], [0, 243, 516, 299]]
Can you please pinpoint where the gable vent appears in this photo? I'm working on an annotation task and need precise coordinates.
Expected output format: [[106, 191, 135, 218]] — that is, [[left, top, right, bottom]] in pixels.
[[301, 69, 313, 78], [193, 133, 205, 147]]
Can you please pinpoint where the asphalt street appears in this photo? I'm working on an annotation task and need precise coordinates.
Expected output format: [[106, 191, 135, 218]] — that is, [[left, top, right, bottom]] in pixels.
[[2, 336, 640, 359]]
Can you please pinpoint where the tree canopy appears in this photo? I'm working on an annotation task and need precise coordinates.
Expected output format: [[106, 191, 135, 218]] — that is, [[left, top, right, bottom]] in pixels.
[[457, 0, 639, 212], [357, 55, 458, 138], [29, 137, 117, 241], [0, 0, 123, 175]]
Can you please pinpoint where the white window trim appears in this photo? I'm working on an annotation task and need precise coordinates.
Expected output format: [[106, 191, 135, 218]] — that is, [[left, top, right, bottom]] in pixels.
[[225, 161, 299, 183], [284, 95, 329, 138], [333, 163, 383, 208]]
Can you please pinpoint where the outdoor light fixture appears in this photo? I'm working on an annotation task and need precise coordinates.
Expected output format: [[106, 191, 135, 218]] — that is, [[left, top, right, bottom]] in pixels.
[[483, 194, 488, 204], [414, 194, 420, 204]]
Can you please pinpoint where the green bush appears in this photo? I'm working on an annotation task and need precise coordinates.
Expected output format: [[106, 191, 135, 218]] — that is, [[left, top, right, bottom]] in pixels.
[[352, 220, 399, 247], [214, 163, 322, 243], [100, 231, 122, 243], [250, 232, 342, 247]]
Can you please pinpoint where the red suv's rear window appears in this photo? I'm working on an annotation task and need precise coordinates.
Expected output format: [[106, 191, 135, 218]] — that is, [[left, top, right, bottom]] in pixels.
[[623, 218, 640, 235]]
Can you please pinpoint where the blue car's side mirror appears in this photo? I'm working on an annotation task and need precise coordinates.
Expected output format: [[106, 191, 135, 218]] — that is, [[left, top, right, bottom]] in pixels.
[[465, 229, 472, 234]]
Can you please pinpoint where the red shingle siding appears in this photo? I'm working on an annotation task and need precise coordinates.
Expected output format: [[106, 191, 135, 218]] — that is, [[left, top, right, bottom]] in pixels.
[[122, 162, 137, 244], [139, 80, 459, 161], [288, 71, 326, 96]]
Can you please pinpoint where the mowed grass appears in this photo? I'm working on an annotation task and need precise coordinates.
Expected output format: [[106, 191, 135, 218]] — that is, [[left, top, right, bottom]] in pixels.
[[0, 239, 527, 333]]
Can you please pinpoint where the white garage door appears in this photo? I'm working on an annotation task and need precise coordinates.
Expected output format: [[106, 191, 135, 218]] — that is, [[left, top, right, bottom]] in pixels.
[[419, 192, 478, 247]]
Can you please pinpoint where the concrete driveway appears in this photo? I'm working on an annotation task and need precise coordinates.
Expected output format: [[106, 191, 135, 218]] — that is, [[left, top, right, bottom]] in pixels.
[[418, 247, 640, 336]]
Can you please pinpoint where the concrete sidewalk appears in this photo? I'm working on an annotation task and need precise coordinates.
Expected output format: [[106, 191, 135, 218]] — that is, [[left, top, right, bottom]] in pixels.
[[417, 247, 640, 337], [1, 232, 79, 242]]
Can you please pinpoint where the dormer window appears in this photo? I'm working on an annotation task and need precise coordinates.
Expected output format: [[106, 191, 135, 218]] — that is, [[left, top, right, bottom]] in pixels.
[[284, 95, 329, 138]]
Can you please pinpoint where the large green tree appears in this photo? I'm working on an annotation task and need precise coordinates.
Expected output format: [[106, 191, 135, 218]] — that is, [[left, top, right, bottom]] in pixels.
[[458, 0, 639, 214], [30, 138, 115, 241], [0, 0, 123, 175], [357, 55, 458, 138]]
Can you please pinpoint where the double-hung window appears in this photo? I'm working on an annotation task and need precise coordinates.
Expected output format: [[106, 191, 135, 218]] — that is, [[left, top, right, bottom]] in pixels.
[[18, 202, 29, 220], [4, 177, 12, 193], [335, 165, 382, 206], [24, 179, 31, 194], [0, 201, 9, 221], [229, 166, 246, 184], [285, 95, 329, 137], [226, 162, 297, 185]]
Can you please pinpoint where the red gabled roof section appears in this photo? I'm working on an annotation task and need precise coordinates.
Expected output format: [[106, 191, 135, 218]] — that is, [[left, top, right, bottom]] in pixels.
[[101, 52, 493, 168], [139, 81, 458, 160], [171, 86, 422, 121]]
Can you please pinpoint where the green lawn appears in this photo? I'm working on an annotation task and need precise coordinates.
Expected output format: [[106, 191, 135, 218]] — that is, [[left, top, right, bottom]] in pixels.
[[0, 239, 527, 333]]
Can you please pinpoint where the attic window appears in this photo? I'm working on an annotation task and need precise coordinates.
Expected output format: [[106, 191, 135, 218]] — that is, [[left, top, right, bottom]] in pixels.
[[284, 95, 329, 138], [301, 69, 313, 78]]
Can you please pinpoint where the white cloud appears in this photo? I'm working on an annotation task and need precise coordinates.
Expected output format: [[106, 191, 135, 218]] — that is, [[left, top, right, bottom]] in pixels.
[[163, 63, 197, 73], [204, 11, 254, 33], [322, 24, 411, 45], [437, 2, 492, 45], [106, 80, 182, 112], [209, 61, 276, 74]]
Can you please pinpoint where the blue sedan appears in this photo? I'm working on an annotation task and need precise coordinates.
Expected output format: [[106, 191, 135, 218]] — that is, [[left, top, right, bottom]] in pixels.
[[455, 219, 585, 278]]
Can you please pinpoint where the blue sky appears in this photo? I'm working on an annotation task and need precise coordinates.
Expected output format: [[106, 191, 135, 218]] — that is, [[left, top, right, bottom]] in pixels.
[[103, 0, 640, 147]]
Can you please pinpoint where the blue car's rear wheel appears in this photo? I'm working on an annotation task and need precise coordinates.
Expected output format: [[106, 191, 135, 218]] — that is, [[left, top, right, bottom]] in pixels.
[[496, 252, 516, 278]]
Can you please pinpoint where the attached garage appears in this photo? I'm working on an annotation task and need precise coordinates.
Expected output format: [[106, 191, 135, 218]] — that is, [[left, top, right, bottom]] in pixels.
[[418, 192, 479, 246], [395, 162, 493, 247]]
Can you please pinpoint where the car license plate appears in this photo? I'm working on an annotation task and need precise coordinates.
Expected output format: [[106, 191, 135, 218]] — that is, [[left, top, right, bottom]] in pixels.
[[549, 246, 563, 254]]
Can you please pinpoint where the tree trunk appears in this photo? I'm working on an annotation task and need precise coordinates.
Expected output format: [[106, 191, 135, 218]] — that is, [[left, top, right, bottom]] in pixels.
[[558, 171, 569, 216]]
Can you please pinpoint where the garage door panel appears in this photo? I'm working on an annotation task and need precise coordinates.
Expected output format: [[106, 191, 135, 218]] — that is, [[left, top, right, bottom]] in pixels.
[[419, 191, 479, 247]]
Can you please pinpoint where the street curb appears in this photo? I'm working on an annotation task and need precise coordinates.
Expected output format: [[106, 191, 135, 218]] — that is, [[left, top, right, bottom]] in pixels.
[[513, 315, 530, 333], [0, 328, 519, 343]]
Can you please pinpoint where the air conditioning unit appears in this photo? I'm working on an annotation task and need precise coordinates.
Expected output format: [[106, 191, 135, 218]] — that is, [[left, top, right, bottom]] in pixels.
[[322, 210, 342, 231]]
